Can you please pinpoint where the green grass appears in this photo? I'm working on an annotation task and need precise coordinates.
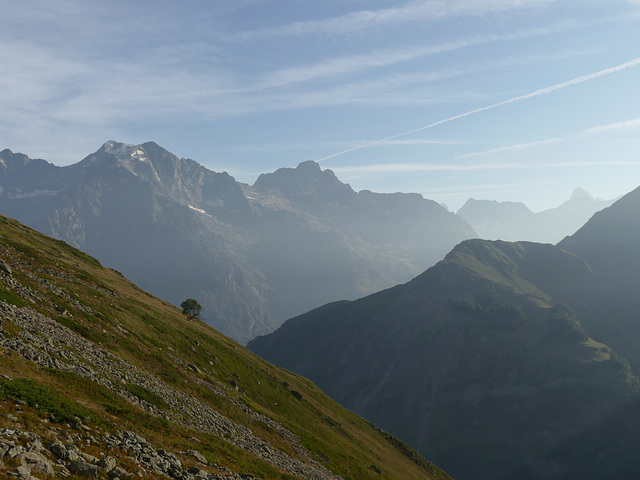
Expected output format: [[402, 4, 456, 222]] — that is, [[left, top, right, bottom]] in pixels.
[[0, 286, 27, 307], [0, 376, 91, 423], [123, 383, 170, 410]]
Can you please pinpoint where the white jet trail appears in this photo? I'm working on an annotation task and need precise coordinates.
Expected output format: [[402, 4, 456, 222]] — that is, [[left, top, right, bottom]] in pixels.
[[316, 57, 640, 163]]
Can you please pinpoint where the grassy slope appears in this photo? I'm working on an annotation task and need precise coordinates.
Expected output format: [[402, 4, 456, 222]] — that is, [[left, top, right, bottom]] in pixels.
[[0, 215, 451, 480]]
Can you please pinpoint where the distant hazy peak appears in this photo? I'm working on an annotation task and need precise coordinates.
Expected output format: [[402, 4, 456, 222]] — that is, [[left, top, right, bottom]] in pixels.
[[568, 187, 593, 201], [253, 160, 346, 190], [457, 198, 532, 216]]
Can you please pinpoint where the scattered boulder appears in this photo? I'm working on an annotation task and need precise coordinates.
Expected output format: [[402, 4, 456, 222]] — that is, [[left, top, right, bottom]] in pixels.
[[18, 450, 55, 475], [98, 455, 117, 472], [187, 363, 202, 374], [109, 465, 131, 479], [187, 449, 208, 464], [0, 259, 12, 275], [68, 459, 100, 478], [48, 438, 66, 459]]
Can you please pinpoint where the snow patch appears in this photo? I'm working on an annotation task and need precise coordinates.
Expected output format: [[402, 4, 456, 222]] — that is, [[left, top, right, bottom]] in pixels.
[[188, 204, 211, 217], [104, 142, 148, 163], [131, 149, 148, 161]]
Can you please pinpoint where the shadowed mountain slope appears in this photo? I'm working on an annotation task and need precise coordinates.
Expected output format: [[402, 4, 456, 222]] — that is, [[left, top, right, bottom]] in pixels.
[[250, 186, 640, 480], [0, 214, 452, 480]]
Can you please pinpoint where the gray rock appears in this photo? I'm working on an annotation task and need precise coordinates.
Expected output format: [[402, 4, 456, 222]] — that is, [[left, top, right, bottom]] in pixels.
[[0, 439, 14, 457], [0, 259, 12, 275], [26, 438, 44, 453], [187, 363, 202, 374], [7, 445, 25, 457], [18, 450, 55, 475], [186, 449, 208, 464], [56, 463, 71, 477], [98, 455, 117, 472], [48, 439, 66, 459], [68, 459, 100, 478], [109, 465, 131, 478], [81, 452, 99, 463], [14, 464, 36, 480]]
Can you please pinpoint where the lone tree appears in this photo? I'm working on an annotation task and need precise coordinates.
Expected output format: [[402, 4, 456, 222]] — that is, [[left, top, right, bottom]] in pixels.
[[181, 298, 202, 321]]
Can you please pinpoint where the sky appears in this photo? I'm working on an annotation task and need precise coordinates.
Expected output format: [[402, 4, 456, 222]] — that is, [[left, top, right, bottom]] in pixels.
[[2, 0, 640, 211]]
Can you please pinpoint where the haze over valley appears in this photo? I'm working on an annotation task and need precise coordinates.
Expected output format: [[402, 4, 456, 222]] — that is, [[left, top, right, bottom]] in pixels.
[[2, 1, 640, 479], [0, 141, 475, 343]]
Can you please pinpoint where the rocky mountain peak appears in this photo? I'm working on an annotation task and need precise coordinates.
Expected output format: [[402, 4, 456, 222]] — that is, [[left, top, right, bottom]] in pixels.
[[0, 149, 61, 195], [568, 187, 593, 202], [0, 149, 36, 168], [100, 140, 151, 164], [253, 160, 354, 207], [80, 141, 208, 205], [296, 159, 322, 174]]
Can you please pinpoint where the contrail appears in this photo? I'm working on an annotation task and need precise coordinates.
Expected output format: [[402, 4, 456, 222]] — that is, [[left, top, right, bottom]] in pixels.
[[316, 57, 640, 162]]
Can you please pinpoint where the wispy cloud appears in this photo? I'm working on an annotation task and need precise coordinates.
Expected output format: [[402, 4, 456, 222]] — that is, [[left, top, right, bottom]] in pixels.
[[457, 117, 640, 159], [248, 25, 589, 91], [456, 139, 562, 159], [316, 57, 640, 162], [581, 117, 640, 135], [225, 46, 600, 120], [234, 138, 473, 152], [332, 160, 640, 175], [225, 0, 559, 41]]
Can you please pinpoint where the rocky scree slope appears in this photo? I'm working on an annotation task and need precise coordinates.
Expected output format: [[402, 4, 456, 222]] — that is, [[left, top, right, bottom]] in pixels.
[[0, 143, 474, 343], [0, 214, 451, 480]]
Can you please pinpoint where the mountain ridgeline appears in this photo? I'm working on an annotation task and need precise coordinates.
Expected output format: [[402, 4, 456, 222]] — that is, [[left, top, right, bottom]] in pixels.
[[0, 214, 452, 480], [457, 187, 614, 244], [249, 185, 640, 480], [0, 142, 474, 343]]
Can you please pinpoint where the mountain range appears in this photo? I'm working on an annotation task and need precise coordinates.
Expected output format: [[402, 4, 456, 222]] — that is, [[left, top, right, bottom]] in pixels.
[[0, 141, 474, 343], [0, 213, 451, 480], [457, 187, 614, 244], [249, 185, 640, 480]]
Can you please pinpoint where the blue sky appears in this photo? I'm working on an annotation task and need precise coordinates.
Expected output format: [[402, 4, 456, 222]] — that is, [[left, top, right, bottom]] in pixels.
[[2, 0, 640, 211]]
